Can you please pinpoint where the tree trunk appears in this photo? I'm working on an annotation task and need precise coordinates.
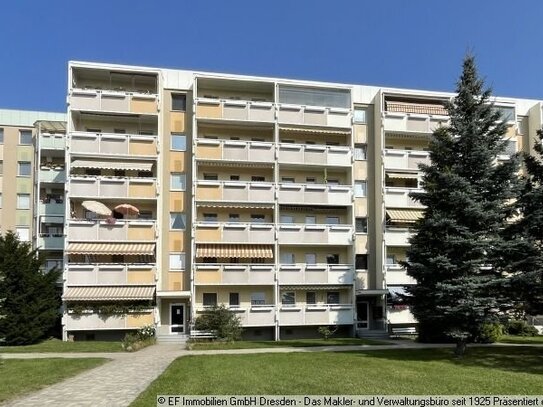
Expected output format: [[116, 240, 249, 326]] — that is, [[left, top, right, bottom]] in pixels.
[[455, 339, 467, 358]]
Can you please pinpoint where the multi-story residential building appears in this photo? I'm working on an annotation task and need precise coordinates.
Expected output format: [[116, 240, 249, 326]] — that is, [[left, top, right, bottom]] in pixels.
[[1, 63, 541, 341]]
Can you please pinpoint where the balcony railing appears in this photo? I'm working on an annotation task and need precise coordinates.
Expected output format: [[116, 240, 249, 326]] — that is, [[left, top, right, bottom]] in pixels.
[[66, 264, 156, 285], [195, 139, 274, 163], [278, 143, 351, 167], [40, 168, 66, 183], [195, 306, 276, 326], [277, 105, 351, 128], [385, 264, 417, 285], [39, 201, 65, 216], [195, 180, 275, 203], [384, 150, 430, 170], [385, 188, 423, 208], [70, 132, 158, 157], [278, 183, 352, 206], [67, 219, 156, 241], [194, 222, 274, 243], [195, 98, 275, 122], [69, 89, 158, 115], [38, 235, 65, 250], [64, 311, 154, 330], [39, 133, 65, 150], [278, 304, 354, 326], [383, 112, 447, 134], [278, 264, 353, 285], [277, 223, 353, 245], [69, 176, 157, 199], [194, 264, 275, 285], [385, 228, 413, 247], [387, 307, 416, 324]]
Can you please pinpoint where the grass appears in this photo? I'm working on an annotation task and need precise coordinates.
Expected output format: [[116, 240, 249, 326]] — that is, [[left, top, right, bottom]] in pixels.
[[187, 337, 389, 350], [0, 357, 107, 403], [131, 347, 543, 405], [499, 335, 543, 345], [0, 338, 124, 353]]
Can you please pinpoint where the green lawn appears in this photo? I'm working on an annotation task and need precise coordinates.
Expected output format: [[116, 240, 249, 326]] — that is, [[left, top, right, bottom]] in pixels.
[[0, 338, 123, 353], [188, 337, 389, 350], [132, 347, 543, 405], [499, 335, 543, 345], [0, 358, 106, 403]]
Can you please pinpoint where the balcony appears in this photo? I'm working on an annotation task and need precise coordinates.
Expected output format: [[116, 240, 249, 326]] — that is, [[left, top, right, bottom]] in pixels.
[[68, 219, 156, 241], [277, 224, 353, 245], [64, 311, 154, 330], [278, 305, 354, 326], [194, 264, 275, 285], [66, 264, 156, 285], [387, 307, 416, 324], [385, 264, 417, 285], [385, 228, 413, 247], [40, 168, 66, 183], [39, 134, 65, 150], [39, 201, 65, 216], [195, 98, 275, 122], [383, 112, 447, 134], [38, 235, 65, 250], [69, 176, 157, 199], [278, 144, 351, 167], [277, 105, 351, 128], [195, 306, 276, 326], [195, 139, 274, 163], [195, 222, 274, 244], [195, 180, 275, 203], [384, 150, 430, 170], [69, 89, 158, 115], [70, 132, 157, 157], [278, 264, 353, 285], [385, 188, 423, 208], [278, 183, 351, 206]]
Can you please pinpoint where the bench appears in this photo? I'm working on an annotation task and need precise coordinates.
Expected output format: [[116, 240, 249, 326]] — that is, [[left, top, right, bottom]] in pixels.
[[390, 327, 417, 338], [189, 330, 217, 340]]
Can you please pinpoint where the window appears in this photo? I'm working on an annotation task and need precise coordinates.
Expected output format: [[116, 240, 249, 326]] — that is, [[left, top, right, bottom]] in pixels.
[[306, 291, 316, 305], [306, 177, 316, 183], [281, 252, 295, 264], [229, 213, 240, 222], [230, 175, 240, 181], [113, 128, 126, 134], [171, 94, 187, 111], [204, 173, 218, 181], [281, 177, 295, 183], [169, 253, 186, 270], [281, 292, 295, 306], [305, 215, 316, 224], [305, 253, 317, 265], [19, 130, 32, 145], [251, 292, 266, 305], [355, 217, 368, 233], [355, 181, 367, 197], [280, 215, 294, 224], [86, 128, 101, 133], [203, 293, 217, 307], [278, 85, 351, 109], [229, 292, 240, 307], [112, 254, 125, 263], [203, 213, 217, 222], [0, 193, 2, 208], [386, 254, 396, 265], [504, 139, 517, 156], [86, 168, 101, 176], [326, 254, 339, 265], [356, 254, 368, 270], [354, 144, 367, 160], [230, 136, 240, 140], [0, 128, 3, 143], [251, 214, 265, 223], [17, 194, 30, 209], [326, 216, 340, 225], [114, 170, 126, 177], [0, 160, 3, 175], [170, 173, 186, 190], [139, 211, 152, 220], [251, 176, 265, 182], [170, 212, 186, 230], [18, 161, 31, 176], [16, 227, 30, 241], [494, 106, 515, 122], [327, 179, 339, 185], [354, 108, 367, 124], [327, 291, 340, 304], [171, 134, 186, 151]]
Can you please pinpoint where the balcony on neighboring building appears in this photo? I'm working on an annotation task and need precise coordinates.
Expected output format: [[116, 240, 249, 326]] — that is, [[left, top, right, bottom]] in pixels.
[[384, 149, 430, 171], [383, 98, 448, 135], [66, 264, 156, 285], [278, 264, 353, 285], [70, 131, 158, 158], [69, 176, 157, 199], [39, 133, 66, 150], [277, 223, 353, 245], [69, 89, 158, 115], [38, 234, 65, 250], [278, 304, 354, 326], [277, 105, 351, 128], [67, 219, 156, 241], [384, 228, 413, 247], [195, 98, 275, 123], [40, 167, 66, 183], [194, 264, 275, 285], [194, 222, 274, 244], [39, 200, 65, 216], [195, 180, 275, 203], [278, 143, 352, 167], [385, 187, 424, 208], [278, 183, 352, 206], [195, 139, 274, 163]]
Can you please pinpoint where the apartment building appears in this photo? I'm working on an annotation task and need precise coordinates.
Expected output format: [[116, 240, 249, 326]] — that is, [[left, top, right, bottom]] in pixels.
[[2, 62, 541, 341]]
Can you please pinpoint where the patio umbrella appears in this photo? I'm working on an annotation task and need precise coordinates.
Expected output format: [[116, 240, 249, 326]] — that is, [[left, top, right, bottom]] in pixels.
[[114, 203, 140, 216], [82, 200, 112, 217]]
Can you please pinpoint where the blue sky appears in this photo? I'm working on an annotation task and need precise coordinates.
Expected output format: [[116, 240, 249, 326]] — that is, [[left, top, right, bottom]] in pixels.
[[1, 0, 542, 112]]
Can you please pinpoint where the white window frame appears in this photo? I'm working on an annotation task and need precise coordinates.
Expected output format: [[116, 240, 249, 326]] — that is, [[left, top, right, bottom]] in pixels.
[[169, 253, 185, 270], [169, 212, 186, 230], [18, 161, 31, 177], [19, 130, 32, 145], [170, 173, 186, 191], [171, 134, 186, 151], [16, 227, 30, 241], [355, 181, 367, 197], [17, 194, 31, 209]]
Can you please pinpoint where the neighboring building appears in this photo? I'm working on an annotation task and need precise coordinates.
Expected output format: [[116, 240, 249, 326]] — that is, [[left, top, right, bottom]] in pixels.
[[1, 63, 541, 341]]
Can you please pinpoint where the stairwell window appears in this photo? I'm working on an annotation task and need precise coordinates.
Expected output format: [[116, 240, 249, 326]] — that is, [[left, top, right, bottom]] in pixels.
[[170, 212, 186, 230], [355, 217, 368, 233], [15, 227, 30, 242], [17, 194, 30, 209], [355, 181, 367, 197], [19, 130, 32, 145], [171, 134, 186, 151], [18, 162, 31, 177], [0, 128, 3, 143], [354, 144, 367, 160], [171, 94, 187, 111], [169, 253, 185, 270], [354, 108, 367, 124], [170, 173, 186, 191]]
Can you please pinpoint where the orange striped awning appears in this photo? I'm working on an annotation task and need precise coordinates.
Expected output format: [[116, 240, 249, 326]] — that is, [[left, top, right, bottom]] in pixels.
[[386, 209, 424, 223], [63, 285, 155, 301], [387, 101, 447, 116], [280, 126, 351, 136], [67, 242, 155, 255], [196, 244, 273, 259]]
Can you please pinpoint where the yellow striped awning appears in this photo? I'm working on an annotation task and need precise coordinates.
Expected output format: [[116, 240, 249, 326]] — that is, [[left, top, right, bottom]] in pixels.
[[196, 244, 273, 259], [280, 285, 350, 291], [198, 160, 274, 168], [67, 242, 155, 255], [387, 101, 447, 116], [280, 127, 351, 136], [63, 285, 155, 301], [71, 160, 154, 171], [196, 203, 274, 209], [386, 172, 418, 180], [386, 209, 424, 223]]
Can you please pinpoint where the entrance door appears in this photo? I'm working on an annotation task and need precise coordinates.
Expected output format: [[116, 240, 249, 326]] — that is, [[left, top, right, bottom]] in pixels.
[[170, 304, 185, 333], [357, 301, 369, 329]]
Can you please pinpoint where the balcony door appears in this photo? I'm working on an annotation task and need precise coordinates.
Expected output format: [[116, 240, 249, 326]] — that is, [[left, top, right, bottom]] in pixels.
[[170, 304, 185, 334]]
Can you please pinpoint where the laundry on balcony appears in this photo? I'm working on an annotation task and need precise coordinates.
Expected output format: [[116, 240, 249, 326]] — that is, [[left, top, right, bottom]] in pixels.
[[70, 159, 154, 172], [196, 244, 273, 259], [386, 209, 424, 223], [63, 285, 155, 301], [67, 242, 155, 255]]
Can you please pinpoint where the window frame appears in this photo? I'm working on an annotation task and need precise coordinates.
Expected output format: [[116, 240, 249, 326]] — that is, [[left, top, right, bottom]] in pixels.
[[18, 161, 32, 177], [169, 212, 186, 230], [171, 93, 187, 111], [203, 292, 218, 307], [171, 133, 187, 151], [16, 193, 31, 209], [169, 252, 186, 270], [170, 173, 186, 191], [19, 130, 33, 145]]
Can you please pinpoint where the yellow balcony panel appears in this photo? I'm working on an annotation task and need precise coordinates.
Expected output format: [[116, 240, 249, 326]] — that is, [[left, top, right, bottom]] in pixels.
[[196, 102, 222, 119], [196, 184, 221, 200], [170, 112, 185, 132], [128, 181, 156, 198], [127, 223, 155, 240], [130, 97, 158, 114], [195, 226, 221, 242], [127, 270, 155, 284], [129, 139, 157, 156], [196, 143, 222, 160], [167, 273, 184, 291], [126, 312, 154, 328], [195, 268, 222, 285]]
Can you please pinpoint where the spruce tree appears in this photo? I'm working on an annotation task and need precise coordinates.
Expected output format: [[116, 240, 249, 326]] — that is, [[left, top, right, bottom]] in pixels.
[[0, 231, 61, 345], [404, 55, 520, 356]]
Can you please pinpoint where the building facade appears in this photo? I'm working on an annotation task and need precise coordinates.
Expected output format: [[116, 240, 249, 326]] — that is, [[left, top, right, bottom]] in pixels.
[[1, 62, 541, 341]]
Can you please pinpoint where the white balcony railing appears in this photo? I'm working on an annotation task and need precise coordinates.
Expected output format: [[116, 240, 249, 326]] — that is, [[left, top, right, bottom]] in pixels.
[[194, 264, 275, 285], [39, 201, 65, 216], [383, 112, 448, 134], [385, 264, 417, 285], [385, 187, 424, 208], [385, 228, 413, 247], [39, 133, 65, 150], [69, 176, 157, 199], [279, 305, 354, 326], [278, 264, 353, 285], [277, 224, 353, 245], [64, 311, 154, 330], [67, 219, 156, 241], [38, 235, 65, 250], [278, 183, 352, 206], [194, 222, 274, 243], [70, 132, 158, 157], [195, 139, 274, 163], [195, 180, 275, 203], [384, 150, 430, 170], [69, 89, 158, 115], [277, 105, 351, 128], [278, 143, 352, 167], [66, 264, 156, 285], [195, 98, 275, 122], [195, 306, 276, 326], [40, 168, 66, 183]]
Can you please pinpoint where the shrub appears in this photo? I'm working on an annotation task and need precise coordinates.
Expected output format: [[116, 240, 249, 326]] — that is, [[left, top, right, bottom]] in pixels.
[[506, 320, 539, 337], [121, 328, 156, 352], [137, 324, 155, 340], [193, 305, 242, 342], [318, 326, 338, 340], [475, 323, 503, 343]]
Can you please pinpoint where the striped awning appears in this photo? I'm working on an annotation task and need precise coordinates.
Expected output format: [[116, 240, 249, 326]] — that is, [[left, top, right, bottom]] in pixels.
[[196, 203, 274, 209], [386, 172, 418, 180], [386, 209, 424, 223], [281, 285, 350, 291], [196, 244, 273, 259], [63, 285, 155, 301], [387, 101, 447, 116], [71, 160, 154, 171], [280, 127, 351, 136], [198, 160, 273, 168], [67, 242, 155, 255]]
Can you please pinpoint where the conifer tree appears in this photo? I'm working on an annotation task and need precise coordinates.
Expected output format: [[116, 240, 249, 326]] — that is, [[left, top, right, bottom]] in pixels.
[[0, 231, 61, 345], [404, 55, 520, 356]]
